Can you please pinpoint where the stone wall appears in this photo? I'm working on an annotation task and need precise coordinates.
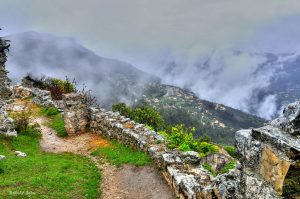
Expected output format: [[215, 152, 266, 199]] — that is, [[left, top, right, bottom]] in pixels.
[[0, 36, 11, 99], [235, 101, 300, 199], [10, 84, 300, 199], [62, 93, 90, 136], [61, 93, 234, 199]]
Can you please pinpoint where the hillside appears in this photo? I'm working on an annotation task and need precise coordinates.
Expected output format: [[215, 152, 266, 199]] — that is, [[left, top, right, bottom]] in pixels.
[[137, 83, 266, 144], [5, 31, 159, 108]]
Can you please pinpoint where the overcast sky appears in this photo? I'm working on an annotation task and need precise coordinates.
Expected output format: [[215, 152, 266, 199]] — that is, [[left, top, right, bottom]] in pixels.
[[1, 0, 300, 62], [1, 0, 300, 119]]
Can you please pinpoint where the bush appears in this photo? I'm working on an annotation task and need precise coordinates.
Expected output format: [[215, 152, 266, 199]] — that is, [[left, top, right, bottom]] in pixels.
[[112, 103, 132, 118], [131, 107, 165, 131], [197, 142, 219, 157], [165, 124, 196, 151], [23, 75, 76, 100], [112, 103, 165, 131], [11, 109, 32, 134], [224, 145, 237, 158]]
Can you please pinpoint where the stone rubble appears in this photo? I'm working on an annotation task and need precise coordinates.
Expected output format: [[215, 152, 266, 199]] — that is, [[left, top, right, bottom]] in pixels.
[[15, 151, 27, 158], [0, 155, 6, 161]]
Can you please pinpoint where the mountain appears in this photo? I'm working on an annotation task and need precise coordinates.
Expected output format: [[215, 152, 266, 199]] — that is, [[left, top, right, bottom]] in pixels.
[[4, 31, 270, 144], [250, 52, 300, 117], [5, 31, 159, 108], [137, 83, 266, 144]]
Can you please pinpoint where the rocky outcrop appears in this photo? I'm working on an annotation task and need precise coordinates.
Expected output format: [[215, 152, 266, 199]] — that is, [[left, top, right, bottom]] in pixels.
[[235, 101, 300, 199], [0, 36, 11, 99]]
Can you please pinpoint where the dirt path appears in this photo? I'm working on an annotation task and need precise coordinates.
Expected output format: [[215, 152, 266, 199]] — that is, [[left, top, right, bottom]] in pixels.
[[35, 117, 175, 199]]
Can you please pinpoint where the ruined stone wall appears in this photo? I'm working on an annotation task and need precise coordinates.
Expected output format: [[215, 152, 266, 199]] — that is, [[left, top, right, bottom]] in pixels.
[[0, 36, 11, 99], [61, 93, 234, 199], [12, 84, 300, 199], [235, 101, 300, 199]]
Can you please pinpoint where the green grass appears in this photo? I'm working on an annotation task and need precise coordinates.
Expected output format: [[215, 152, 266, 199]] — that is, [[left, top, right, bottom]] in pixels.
[[49, 114, 68, 137], [202, 163, 216, 177], [221, 159, 236, 174], [91, 141, 151, 167], [0, 128, 100, 199], [39, 107, 68, 137], [39, 107, 60, 117]]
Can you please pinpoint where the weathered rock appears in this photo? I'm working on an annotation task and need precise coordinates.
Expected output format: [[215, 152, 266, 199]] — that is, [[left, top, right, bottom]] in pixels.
[[0, 155, 6, 161], [63, 93, 90, 135], [0, 101, 16, 137], [271, 101, 300, 136], [0, 36, 11, 99], [15, 151, 27, 157], [235, 100, 300, 199]]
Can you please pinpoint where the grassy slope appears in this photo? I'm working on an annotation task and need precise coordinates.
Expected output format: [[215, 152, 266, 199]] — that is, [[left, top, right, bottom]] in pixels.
[[0, 130, 100, 199], [91, 141, 151, 168]]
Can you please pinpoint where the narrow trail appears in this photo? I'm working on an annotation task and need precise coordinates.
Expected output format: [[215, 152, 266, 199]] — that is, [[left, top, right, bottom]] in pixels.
[[35, 117, 175, 199]]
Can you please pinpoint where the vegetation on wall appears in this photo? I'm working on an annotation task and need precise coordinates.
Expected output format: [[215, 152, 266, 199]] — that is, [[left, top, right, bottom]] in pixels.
[[112, 103, 220, 157], [23, 75, 76, 100]]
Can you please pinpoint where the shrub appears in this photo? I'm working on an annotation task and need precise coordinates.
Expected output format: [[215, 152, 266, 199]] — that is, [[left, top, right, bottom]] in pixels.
[[197, 142, 219, 157], [23, 75, 76, 100], [224, 145, 237, 158], [112, 103, 165, 131], [131, 106, 165, 131], [11, 109, 32, 134], [112, 103, 132, 118], [165, 124, 196, 151]]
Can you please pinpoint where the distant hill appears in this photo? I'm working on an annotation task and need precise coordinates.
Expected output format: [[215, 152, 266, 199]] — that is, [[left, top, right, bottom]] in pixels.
[[5, 31, 159, 108], [137, 83, 266, 144]]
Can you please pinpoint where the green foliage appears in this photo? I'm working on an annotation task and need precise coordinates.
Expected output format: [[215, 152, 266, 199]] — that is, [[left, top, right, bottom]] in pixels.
[[165, 124, 195, 151], [11, 109, 32, 134], [91, 141, 151, 167], [112, 103, 132, 118], [224, 145, 237, 158], [0, 127, 100, 198], [24, 75, 76, 100], [197, 142, 219, 157], [49, 114, 68, 137], [161, 124, 219, 156], [221, 160, 236, 174], [203, 163, 216, 177], [112, 103, 165, 131], [40, 106, 60, 117]]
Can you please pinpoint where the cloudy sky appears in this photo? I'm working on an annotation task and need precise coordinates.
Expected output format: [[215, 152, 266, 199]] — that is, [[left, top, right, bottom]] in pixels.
[[1, 0, 300, 119]]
